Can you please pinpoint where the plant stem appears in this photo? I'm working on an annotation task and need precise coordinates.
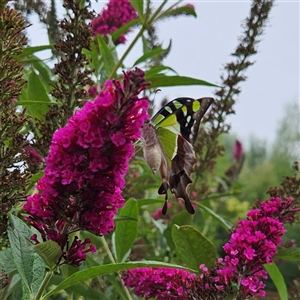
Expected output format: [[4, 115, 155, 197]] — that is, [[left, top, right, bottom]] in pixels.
[[36, 269, 54, 300], [108, 0, 179, 79], [100, 235, 116, 263], [108, 25, 145, 79], [100, 236, 133, 300]]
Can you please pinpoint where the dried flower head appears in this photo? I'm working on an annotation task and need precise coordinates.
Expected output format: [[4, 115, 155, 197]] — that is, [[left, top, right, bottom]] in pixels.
[[36, 0, 95, 157], [0, 5, 29, 246]]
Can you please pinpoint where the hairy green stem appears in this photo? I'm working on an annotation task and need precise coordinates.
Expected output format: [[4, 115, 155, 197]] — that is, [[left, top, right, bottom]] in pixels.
[[100, 235, 116, 263], [108, 25, 145, 79], [36, 269, 54, 300], [108, 0, 178, 78], [100, 236, 133, 300]]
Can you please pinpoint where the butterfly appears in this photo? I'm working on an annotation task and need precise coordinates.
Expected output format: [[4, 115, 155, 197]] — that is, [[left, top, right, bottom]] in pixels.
[[141, 97, 214, 215]]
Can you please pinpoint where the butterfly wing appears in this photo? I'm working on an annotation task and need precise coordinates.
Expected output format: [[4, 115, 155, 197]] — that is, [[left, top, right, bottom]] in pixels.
[[153, 97, 214, 145], [153, 97, 214, 214], [156, 130, 196, 214], [155, 126, 177, 166], [168, 135, 196, 214], [142, 97, 213, 214]]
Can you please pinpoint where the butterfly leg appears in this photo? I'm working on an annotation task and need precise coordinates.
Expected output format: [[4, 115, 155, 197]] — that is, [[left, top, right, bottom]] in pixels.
[[157, 157, 170, 214], [158, 181, 169, 215], [162, 200, 169, 215]]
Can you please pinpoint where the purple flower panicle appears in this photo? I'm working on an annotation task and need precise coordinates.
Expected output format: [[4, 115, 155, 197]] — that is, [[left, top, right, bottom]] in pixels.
[[123, 268, 196, 300], [90, 0, 137, 45], [151, 203, 173, 220], [123, 197, 300, 299], [24, 68, 149, 266], [25, 146, 43, 173], [233, 140, 243, 162], [25, 146, 43, 165]]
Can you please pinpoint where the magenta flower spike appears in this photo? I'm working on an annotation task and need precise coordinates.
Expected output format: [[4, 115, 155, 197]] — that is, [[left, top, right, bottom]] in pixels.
[[91, 0, 138, 45], [123, 197, 300, 299], [24, 68, 149, 266], [234, 140, 243, 162]]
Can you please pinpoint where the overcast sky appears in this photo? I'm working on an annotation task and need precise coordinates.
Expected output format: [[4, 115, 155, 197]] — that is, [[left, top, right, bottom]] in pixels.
[[27, 1, 299, 148]]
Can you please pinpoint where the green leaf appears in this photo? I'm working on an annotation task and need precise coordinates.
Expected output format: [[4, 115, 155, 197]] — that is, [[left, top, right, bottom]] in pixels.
[[15, 45, 53, 59], [31, 252, 47, 296], [7, 214, 45, 297], [34, 241, 62, 269], [19, 55, 53, 91], [113, 215, 138, 222], [17, 100, 58, 106], [27, 170, 44, 193], [148, 0, 168, 24], [112, 18, 140, 42], [203, 191, 241, 201], [112, 199, 139, 263], [30, 56, 53, 88], [83, 42, 102, 78], [107, 36, 119, 67], [141, 34, 150, 54], [0, 248, 16, 274], [41, 261, 196, 299], [164, 210, 192, 252], [275, 248, 300, 261], [264, 263, 288, 300], [4, 274, 21, 299], [132, 172, 161, 187], [135, 182, 162, 191], [105, 273, 128, 300], [137, 198, 165, 207], [22, 284, 31, 300], [146, 75, 219, 88], [129, 0, 144, 19], [198, 204, 233, 229], [97, 35, 117, 77], [91, 42, 101, 77], [172, 225, 217, 271], [19, 70, 51, 120], [157, 5, 197, 20], [145, 65, 178, 77], [133, 42, 171, 67], [52, 274, 109, 300]]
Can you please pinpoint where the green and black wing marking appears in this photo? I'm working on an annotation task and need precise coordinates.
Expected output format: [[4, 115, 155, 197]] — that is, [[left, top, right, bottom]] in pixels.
[[142, 97, 214, 215]]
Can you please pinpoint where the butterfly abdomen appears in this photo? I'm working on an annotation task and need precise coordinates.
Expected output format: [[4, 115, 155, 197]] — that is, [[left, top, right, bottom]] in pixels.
[[141, 122, 163, 174]]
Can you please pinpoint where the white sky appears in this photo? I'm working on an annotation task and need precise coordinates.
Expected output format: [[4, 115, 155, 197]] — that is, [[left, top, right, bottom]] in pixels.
[[27, 1, 299, 147]]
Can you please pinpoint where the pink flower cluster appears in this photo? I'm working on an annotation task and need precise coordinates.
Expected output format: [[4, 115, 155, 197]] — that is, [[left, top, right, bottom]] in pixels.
[[151, 203, 173, 220], [200, 197, 291, 298], [123, 197, 300, 299], [90, 0, 137, 45], [25, 146, 43, 173], [123, 268, 196, 300], [24, 68, 149, 266], [233, 140, 243, 162]]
